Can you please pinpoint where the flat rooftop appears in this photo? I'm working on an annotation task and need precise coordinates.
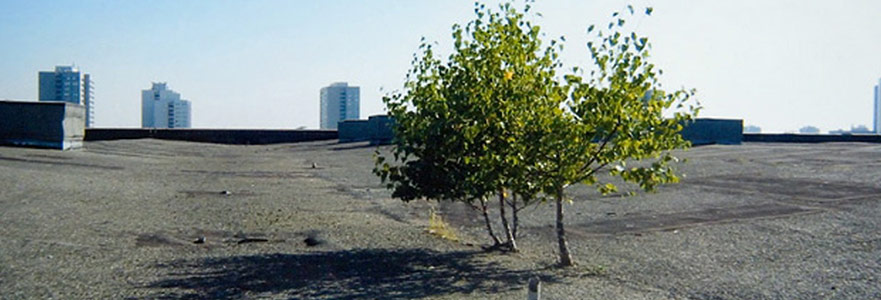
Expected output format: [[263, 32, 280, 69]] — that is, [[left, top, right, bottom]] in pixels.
[[1, 139, 880, 299]]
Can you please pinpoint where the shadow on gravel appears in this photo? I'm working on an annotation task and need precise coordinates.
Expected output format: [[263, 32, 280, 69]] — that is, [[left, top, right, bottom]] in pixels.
[[331, 143, 375, 151], [141, 248, 553, 299]]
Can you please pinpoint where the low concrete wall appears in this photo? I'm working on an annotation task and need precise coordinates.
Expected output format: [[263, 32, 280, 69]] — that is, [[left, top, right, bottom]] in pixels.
[[85, 128, 338, 145], [744, 133, 881, 143], [681, 118, 743, 145], [0, 100, 85, 150], [342, 116, 741, 146]]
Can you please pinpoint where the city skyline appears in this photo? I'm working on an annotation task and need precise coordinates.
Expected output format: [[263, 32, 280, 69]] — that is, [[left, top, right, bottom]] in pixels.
[[1, 1, 880, 132]]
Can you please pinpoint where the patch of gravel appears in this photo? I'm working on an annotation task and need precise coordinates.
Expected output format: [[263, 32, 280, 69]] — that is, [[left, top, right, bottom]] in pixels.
[[1, 139, 880, 299]]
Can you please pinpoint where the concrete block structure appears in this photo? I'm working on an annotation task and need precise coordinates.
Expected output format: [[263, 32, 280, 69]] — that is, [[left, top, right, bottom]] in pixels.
[[367, 115, 394, 145], [338, 120, 370, 143], [337, 115, 394, 145], [0, 100, 85, 150], [681, 118, 743, 145]]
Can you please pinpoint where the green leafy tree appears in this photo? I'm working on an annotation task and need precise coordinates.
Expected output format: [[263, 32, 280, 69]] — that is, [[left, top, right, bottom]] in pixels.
[[534, 6, 699, 266], [374, 1, 561, 251], [376, 2, 698, 267]]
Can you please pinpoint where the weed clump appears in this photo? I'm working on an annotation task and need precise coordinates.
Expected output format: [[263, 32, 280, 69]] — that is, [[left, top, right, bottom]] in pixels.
[[427, 209, 459, 242]]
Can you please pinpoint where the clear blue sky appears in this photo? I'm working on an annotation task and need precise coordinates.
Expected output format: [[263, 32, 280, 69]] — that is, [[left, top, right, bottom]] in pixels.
[[1, 0, 880, 132]]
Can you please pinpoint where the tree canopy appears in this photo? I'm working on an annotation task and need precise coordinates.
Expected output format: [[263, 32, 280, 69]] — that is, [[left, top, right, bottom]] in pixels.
[[375, 1, 699, 266]]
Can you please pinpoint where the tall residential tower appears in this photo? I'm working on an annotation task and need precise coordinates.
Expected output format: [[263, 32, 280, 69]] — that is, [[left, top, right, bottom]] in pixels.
[[320, 82, 359, 129], [83, 74, 94, 127], [141, 82, 191, 128], [875, 78, 880, 133], [38, 66, 94, 127]]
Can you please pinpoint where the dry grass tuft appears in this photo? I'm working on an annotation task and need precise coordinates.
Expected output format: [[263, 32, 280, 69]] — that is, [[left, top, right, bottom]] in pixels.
[[427, 209, 459, 242]]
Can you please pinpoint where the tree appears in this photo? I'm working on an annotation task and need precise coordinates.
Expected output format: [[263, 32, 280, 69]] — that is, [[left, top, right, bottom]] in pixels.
[[374, 1, 561, 251], [376, 2, 698, 267], [530, 6, 699, 266]]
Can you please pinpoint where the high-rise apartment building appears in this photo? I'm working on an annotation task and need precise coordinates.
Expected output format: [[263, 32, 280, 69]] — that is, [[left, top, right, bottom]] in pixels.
[[141, 82, 191, 128], [320, 82, 359, 129], [38, 66, 94, 127], [83, 74, 94, 127], [874, 78, 880, 133]]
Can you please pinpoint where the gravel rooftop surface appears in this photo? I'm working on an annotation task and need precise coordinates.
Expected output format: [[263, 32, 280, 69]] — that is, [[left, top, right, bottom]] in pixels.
[[1, 139, 880, 299]]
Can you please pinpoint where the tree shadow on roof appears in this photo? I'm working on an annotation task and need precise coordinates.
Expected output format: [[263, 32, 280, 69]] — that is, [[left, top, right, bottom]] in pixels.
[[140, 248, 555, 299]]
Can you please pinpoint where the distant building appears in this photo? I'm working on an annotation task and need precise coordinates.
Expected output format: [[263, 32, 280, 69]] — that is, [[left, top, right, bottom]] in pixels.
[[83, 74, 94, 128], [320, 82, 359, 129], [874, 78, 880, 133], [38, 66, 94, 127], [141, 83, 191, 128], [799, 126, 820, 134], [743, 125, 762, 133], [829, 125, 872, 135]]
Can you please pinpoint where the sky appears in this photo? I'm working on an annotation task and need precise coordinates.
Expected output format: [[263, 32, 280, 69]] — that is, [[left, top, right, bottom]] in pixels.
[[1, 0, 880, 133]]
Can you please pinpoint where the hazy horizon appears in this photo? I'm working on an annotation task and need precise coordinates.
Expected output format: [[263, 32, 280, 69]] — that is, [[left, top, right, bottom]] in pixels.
[[1, 0, 880, 133]]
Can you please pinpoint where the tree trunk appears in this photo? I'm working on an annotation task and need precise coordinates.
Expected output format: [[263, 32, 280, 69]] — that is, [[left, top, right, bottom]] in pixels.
[[499, 190, 518, 252], [480, 198, 502, 245], [555, 186, 574, 266], [511, 193, 519, 240]]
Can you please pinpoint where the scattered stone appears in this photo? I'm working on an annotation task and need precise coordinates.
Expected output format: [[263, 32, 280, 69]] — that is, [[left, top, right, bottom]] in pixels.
[[304, 236, 324, 247], [193, 236, 205, 244], [220, 190, 232, 195], [528, 276, 541, 300], [311, 162, 317, 169]]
